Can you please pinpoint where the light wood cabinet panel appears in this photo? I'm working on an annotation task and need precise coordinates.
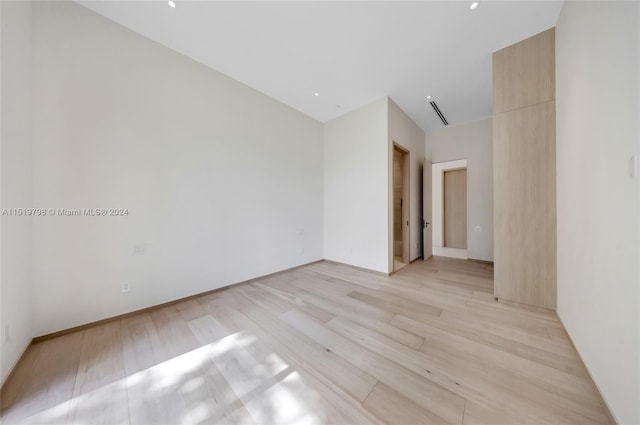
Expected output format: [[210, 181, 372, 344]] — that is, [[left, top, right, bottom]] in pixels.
[[494, 101, 557, 309], [493, 28, 555, 114], [493, 26, 557, 310]]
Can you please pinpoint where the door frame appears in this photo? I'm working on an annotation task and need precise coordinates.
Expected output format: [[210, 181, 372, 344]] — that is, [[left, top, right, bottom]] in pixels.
[[392, 143, 410, 271], [423, 157, 433, 261], [432, 159, 468, 259]]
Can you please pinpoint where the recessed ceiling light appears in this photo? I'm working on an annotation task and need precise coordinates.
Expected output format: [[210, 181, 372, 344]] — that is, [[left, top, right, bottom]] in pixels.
[[314, 93, 319, 97], [427, 95, 432, 100], [470, 2, 479, 10], [168, 1, 176, 8]]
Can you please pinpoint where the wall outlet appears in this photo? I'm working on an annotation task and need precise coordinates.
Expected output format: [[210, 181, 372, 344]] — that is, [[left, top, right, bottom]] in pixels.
[[133, 244, 147, 255], [121, 282, 131, 293], [475, 226, 482, 232]]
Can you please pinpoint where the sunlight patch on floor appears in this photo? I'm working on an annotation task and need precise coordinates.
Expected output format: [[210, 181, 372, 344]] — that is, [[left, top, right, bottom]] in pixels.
[[4, 329, 332, 425]]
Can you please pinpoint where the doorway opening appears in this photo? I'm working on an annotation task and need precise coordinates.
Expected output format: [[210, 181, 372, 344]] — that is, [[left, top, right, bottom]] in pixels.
[[423, 158, 433, 261], [393, 144, 410, 271], [432, 159, 468, 259]]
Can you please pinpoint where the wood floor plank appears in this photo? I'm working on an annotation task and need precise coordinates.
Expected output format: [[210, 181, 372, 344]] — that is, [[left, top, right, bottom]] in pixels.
[[324, 314, 511, 412], [288, 269, 335, 284], [329, 313, 606, 425], [391, 311, 586, 378], [150, 305, 201, 361], [296, 289, 425, 350], [363, 382, 449, 425], [234, 284, 292, 316], [304, 263, 387, 290], [439, 309, 575, 357], [121, 313, 192, 425], [175, 299, 208, 322], [359, 273, 475, 311], [396, 315, 608, 423], [250, 367, 377, 425], [463, 399, 534, 425], [250, 281, 335, 323], [189, 311, 289, 388], [288, 275, 355, 296], [396, 314, 601, 401], [348, 288, 443, 320], [0, 343, 43, 411], [191, 311, 378, 425], [121, 314, 163, 374], [258, 274, 302, 294], [208, 289, 379, 404], [281, 309, 466, 425], [185, 315, 257, 424], [1, 258, 614, 425], [515, 340, 590, 379], [67, 321, 129, 425], [297, 289, 394, 322], [1, 331, 85, 424], [207, 295, 383, 425], [262, 270, 300, 285], [396, 268, 480, 295]]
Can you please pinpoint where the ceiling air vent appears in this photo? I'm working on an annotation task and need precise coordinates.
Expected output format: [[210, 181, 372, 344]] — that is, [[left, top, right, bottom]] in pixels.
[[430, 101, 448, 126]]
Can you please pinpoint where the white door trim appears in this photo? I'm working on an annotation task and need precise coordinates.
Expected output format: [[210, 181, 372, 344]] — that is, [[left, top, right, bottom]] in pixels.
[[432, 159, 467, 259]]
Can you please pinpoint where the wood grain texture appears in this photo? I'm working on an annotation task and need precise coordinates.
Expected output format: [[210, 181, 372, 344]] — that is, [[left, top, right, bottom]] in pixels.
[[444, 169, 467, 249], [493, 27, 557, 310], [493, 28, 555, 114], [67, 322, 128, 425], [363, 382, 449, 425], [393, 147, 404, 256], [393, 144, 410, 266], [494, 101, 557, 309], [0, 258, 611, 425], [0, 331, 85, 424]]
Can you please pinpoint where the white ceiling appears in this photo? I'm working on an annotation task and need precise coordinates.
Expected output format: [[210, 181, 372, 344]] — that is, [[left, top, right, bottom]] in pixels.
[[78, 1, 562, 132]]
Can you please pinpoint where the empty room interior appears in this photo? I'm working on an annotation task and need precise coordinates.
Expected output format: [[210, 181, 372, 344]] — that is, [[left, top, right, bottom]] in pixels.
[[1, 1, 639, 424]]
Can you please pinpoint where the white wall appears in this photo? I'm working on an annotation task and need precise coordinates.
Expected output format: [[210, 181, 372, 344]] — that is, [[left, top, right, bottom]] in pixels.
[[425, 118, 493, 261], [29, 1, 324, 336], [0, 1, 34, 383], [388, 99, 426, 269], [324, 98, 389, 273], [556, 2, 640, 424]]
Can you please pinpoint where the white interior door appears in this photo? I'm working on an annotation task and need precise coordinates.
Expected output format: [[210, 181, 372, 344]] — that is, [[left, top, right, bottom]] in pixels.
[[423, 158, 433, 260]]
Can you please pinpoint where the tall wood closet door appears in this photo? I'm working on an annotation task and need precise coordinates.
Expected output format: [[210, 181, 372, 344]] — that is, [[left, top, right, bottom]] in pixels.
[[493, 28, 557, 310]]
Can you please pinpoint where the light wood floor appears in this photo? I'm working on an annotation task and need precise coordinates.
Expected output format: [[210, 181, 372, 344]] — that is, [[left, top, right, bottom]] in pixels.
[[393, 256, 407, 272], [0, 257, 612, 425]]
